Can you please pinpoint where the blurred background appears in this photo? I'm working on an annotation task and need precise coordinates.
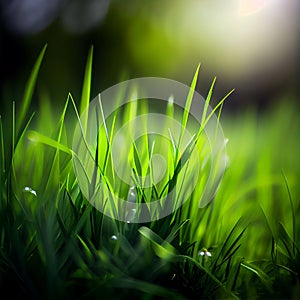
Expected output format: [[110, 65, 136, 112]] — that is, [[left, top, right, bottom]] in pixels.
[[0, 0, 299, 112]]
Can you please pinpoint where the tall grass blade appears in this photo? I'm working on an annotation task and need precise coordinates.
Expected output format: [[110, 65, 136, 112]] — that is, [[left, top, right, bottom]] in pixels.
[[176, 65, 200, 163], [80, 46, 93, 114], [201, 77, 216, 126], [80, 46, 93, 135], [17, 44, 47, 134]]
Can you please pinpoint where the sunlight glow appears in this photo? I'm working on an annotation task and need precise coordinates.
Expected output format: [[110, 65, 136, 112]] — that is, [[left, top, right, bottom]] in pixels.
[[239, 0, 268, 15], [173, 0, 297, 81]]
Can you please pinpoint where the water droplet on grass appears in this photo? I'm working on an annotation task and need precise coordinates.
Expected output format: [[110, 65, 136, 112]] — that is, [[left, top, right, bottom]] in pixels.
[[126, 187, 137, 223], [127, 186, 136, 203], [111, 235, 118, 241]]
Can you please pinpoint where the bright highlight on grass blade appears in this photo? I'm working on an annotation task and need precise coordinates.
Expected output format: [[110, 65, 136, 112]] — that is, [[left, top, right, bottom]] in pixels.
[[125, 186, 137, 223], [72, 76, 228, 223]]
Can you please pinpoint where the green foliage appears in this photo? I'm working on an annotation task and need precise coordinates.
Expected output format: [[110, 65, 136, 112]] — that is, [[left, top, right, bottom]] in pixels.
[[0, 47, 299, 299]]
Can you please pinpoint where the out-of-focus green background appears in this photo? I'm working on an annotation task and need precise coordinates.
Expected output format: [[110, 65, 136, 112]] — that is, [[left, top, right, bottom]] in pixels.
[[0, 0, 299, 112]]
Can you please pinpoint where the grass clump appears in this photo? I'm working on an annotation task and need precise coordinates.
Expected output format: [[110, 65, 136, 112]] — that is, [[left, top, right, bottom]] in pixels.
[[0, 46, 299, 299]]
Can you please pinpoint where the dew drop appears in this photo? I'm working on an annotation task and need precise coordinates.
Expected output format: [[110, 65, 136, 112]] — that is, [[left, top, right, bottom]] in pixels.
[[111, 235, 118, 241]]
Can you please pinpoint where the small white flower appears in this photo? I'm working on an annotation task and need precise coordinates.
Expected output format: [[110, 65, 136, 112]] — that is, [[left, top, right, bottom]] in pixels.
[[23, 186, 37, 197], [198, 248, 212, 257]]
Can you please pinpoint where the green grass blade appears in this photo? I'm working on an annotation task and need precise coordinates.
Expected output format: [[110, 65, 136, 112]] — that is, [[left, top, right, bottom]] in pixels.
[[201, 77, 216, 126], [223, 228, 246, 261], [76, 234, 94, 262], [165, 219, 190, 244], [17, 44, 47, 133], [80, 45, 93, 131], [13, 113, 35, 154], [278, 222, 299, 257], [27, 131, 72, 155], [174, 254, 236, 298], [12, 102, 15, 155], [282, 171, 296, 255], [241, 262, 272, 292], [181, 64, 200, 130], [201, 89, 234, 130], [139, 226, 176, 259], [176, 64, 200, 162], [274, 263, 298, 276], [212, 219, 244, 272]]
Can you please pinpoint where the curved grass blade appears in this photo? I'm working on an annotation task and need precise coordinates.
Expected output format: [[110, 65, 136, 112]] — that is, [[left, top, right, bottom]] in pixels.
[[27, 131, 72, 155], [241, 261, 272, 292], [139, 226, 176, 259]]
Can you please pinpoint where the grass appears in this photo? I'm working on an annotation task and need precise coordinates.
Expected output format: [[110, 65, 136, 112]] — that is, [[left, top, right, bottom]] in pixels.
[[0, 46, 299, 299]]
